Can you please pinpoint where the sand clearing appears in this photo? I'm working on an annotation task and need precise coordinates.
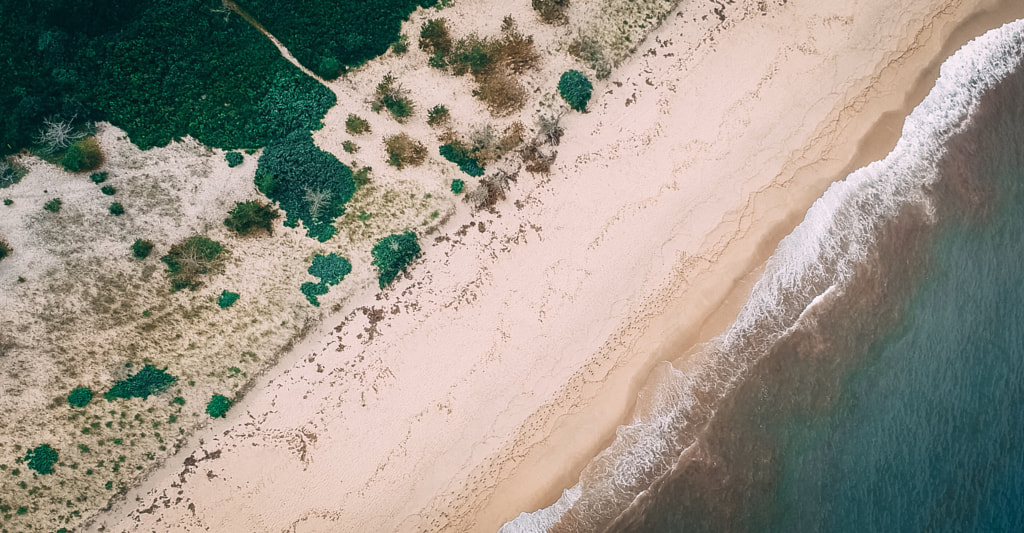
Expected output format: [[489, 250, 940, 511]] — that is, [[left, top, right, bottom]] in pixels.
[[87, 0, 1024, 531]]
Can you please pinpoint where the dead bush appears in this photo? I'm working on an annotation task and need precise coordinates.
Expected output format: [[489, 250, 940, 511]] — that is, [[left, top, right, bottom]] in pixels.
[[473, 71, 526, 116], [520, 141, 557, 174], [384, 133, 427, 169]]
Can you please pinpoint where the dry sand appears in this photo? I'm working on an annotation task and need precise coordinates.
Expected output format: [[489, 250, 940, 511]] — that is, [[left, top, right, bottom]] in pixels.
[[87, 0, 1024, 531]]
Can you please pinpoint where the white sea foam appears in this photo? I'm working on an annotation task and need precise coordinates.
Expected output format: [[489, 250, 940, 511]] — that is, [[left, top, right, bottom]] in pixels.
[[501, 18, 1024, 533]]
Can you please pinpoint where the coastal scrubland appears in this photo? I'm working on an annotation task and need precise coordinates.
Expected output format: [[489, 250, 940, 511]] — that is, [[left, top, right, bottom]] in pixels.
[[0, 0, 687, 529]]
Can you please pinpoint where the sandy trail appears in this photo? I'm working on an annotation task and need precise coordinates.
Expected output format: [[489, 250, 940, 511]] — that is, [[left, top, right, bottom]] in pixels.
[[87, 0, 1024, 531]]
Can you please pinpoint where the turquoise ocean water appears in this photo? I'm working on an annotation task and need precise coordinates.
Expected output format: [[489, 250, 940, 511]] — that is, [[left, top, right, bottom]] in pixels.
[[503, 19, 1024, 533]]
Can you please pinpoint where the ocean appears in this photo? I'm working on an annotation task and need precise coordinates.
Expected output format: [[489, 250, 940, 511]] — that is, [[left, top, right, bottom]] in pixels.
[[502, 17, 1024, 533]]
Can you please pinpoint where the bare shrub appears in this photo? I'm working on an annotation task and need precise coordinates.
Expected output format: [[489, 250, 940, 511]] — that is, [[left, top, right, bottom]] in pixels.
[[473, 71, 526, 116], [536, 114, 564, 146], [463, 170, 518, 211], [520, 140, 557, 174], [568, 34, 611, 79], [384, 133, 427, 169], [34, 115, 86, 155], [498, 16, 540, 74]]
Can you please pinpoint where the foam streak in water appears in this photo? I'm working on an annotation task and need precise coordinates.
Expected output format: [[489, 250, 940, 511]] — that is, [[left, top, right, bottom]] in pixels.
[[502, 18, 1024, 533]]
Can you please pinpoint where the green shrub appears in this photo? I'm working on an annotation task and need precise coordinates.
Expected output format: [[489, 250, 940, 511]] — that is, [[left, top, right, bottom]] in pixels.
[[67, 387, 93, 408], [419, 18, 453, 57], [0, 239, 10, 261], [217, 291, 240, 309], [309, 253, 352, 286], [206, 394, 232, 418], [300, 281, 329, 306], [225, 151, 244, 167], [100, 185, 116, 196], [90, 172, 108, 184], [385, 134, 427, 169], [372, 231, 421, 288], [255, 131, 354, 242], [392, 34, 409, 55], [372, 73, 414, 121], [224, 200, 280, 236], [131, 239, 154, 259], [43, 198, 62, 213], [161, 235, 226, 291], [0, 160, 25, 189], [353, 167, 371, 190], [439, 143, 484, 176], [558, 70, 593, 112], [301, 253, 351, 306], [451, 179, 464, 194], [345, 114, 371, 135], [109, 202, 124, 216], [427, 104, 450, 127], [61, 137, 103, 172], [104, 364, 176, 401], [342, 140, 358, 154], [3, 198, 11, 206], [24, 444, 58, 475]]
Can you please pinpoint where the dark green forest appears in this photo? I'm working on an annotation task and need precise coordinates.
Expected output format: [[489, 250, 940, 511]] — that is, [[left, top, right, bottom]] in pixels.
[[1, 0, 335, 156], [234, 0, 438, 79]]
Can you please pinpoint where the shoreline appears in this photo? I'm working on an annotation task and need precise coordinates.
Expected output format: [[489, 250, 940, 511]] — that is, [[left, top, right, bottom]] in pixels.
[[470, 0, 1024, 529], [86, 0, 1024, 531]]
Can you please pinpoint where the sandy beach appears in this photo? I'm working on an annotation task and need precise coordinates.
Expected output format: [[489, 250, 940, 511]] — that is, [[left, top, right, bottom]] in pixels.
[[85, 0, 1024, 531]]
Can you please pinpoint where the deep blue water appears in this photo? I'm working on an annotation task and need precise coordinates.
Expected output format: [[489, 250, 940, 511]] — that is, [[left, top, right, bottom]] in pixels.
[[769, 152, 1024, 532]]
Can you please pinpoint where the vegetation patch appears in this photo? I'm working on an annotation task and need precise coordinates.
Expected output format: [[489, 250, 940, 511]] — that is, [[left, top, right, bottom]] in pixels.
[[43, 198, 62, 213], [104, 365, 177, 401], [217, 291, 240, 309], [342, 141, 359, 154], [67, 387, 93, 408], [256, 131, 354, 242], [108, 202, 125, 216], [558, 70, 594, 112], [301, 253, 351, 306], [385, 134, 428, 169], [61, 137, 103, 172], [438, 122, 523, 176], [101, 185, 117, 196], [372, 231, 421, 288], [224, 200, 280, 236], [0, 159, 26, 189], [371, 73, 415, 122], [24, 444, 58, 475], [131, 239, 154, 259], [0, 239, 10, 262], [345, 114, 371, 135], [90, 172, 109, 184], [451, 179, 465, 194], [225, 151, 244, 168], [533, 0, 570, 24], [427, 104, 451, 128], [1, 0, 335, 156], [424, 17, 539, 116], [234, 0, 436, 79], [161, 235, 226, 291]]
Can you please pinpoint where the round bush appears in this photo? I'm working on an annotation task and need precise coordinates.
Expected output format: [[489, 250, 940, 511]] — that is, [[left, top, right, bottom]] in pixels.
[[24, 444, 58, 475], [217, 290, 240, 309], [558, 70, 593, 112], [206, 394, 232, 418], [225, 151, 244, 167], [371, 231, 421, 289], [61, 138, 103, 172], [67, 387, 93, 408], [131, 239, 154, 259], [451, 179, 464, 194]]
